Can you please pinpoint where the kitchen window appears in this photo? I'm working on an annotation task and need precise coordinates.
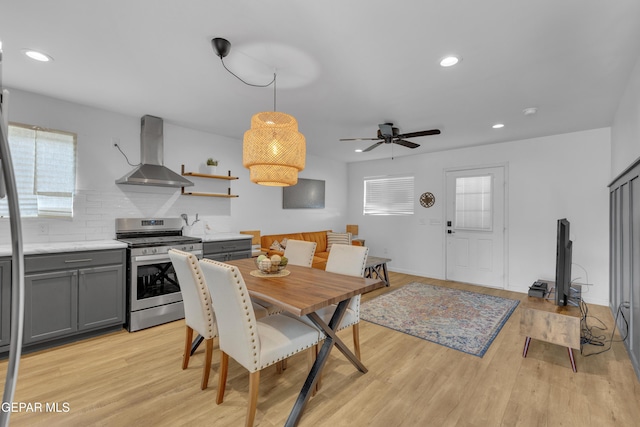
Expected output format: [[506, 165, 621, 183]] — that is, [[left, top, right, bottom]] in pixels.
[[0, 123, 77, 218], [363, 175, 414, 216]]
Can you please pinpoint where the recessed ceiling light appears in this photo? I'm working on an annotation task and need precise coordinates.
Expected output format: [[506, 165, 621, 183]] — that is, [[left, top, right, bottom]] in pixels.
[[22, 49, 53, 62], [440, 55, 461, 67], [492, 123, 505, 129], [355, 149, 363, 153]]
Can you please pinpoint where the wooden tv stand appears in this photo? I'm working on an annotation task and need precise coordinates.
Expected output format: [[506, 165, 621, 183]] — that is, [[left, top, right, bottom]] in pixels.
[[520, 281, 582, 372]]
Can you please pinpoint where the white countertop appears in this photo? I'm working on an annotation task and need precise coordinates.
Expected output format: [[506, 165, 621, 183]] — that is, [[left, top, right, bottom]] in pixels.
[[197, 233, 252, 242], [0, 240, 128, 257], [0, 233, 251, 257]]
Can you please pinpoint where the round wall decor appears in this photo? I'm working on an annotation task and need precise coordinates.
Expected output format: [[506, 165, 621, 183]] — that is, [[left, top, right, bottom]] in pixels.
[[419, 192, 435, 208]]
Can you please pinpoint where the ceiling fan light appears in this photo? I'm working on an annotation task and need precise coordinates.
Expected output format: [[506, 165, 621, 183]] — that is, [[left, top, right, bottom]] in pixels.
[[439, 55, 460, 67], [23, 49, 53, 62], [243, 111, 306, 186]]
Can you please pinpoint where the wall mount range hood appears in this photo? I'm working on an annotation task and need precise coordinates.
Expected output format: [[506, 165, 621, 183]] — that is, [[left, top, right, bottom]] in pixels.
[[116, 115, 194, 188]]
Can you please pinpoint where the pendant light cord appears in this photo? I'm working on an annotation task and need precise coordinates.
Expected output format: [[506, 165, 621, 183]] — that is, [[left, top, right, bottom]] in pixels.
[[219, 58, 278, 111], [219, 57, 276, 88]]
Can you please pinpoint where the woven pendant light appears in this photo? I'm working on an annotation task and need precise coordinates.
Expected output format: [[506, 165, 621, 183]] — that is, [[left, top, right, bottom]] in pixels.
[[243, 111, 305, 186], [211, 38, 306, 186]]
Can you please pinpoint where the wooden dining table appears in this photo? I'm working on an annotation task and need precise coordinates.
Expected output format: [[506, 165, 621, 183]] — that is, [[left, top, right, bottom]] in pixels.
[[226, 258, 385, 427]]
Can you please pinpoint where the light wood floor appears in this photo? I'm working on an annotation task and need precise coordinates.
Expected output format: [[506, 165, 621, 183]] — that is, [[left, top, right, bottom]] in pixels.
[[2, 272, 639, 426]]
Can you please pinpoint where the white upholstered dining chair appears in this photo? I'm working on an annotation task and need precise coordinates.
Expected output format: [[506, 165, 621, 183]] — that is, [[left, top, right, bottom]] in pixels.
[[283, 239, 317, 267], [276, 239, 319, 371], [249, 240, 317, 317], [168, 249, 268, 390], [315, 243, 369, 360], [168, 249, 217, 390], [199, 258, 322, 427]]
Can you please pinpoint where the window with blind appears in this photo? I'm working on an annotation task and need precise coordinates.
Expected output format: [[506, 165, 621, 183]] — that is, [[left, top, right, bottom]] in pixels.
[[363, 175, 414, 215], [0, 123, 77, 218]]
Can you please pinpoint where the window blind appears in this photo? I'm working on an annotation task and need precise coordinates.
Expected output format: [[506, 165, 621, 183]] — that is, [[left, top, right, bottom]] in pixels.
[[0, 124, 76, 218], [454, 175, 492, 230], [363, 175, 414, 215]]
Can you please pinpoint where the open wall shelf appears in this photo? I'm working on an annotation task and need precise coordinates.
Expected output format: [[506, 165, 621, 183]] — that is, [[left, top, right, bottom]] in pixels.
[[181, 165, 239, 198]]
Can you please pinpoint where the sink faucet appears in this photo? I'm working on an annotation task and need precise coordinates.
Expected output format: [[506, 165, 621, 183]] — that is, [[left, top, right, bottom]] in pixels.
[[180, 213, 200, 227]]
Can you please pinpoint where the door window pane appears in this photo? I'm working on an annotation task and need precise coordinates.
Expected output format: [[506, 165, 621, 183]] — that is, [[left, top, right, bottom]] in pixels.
[[455, 175, 492, 230]]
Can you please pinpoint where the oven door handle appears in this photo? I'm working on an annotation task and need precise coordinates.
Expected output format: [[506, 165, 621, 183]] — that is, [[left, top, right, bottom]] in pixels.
[[133, 250, 202, 263]]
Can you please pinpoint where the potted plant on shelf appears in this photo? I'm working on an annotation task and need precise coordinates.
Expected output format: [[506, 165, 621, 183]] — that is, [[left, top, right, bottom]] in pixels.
[[206, 158, 218, 175]]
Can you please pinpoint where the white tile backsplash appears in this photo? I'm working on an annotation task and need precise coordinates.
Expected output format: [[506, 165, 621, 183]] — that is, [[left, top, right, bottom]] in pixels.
[[0, 187, 232, 244]]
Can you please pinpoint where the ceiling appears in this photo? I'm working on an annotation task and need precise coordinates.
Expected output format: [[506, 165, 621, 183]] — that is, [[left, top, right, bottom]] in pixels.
[[1, 0, 640, 164]]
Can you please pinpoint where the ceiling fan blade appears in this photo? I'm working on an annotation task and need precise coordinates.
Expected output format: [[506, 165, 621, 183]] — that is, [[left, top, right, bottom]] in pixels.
[[363, 141, 384, 152], [393, 139, 420, 149], [397, 129, 441, 139], [340, 137, 381, 141]]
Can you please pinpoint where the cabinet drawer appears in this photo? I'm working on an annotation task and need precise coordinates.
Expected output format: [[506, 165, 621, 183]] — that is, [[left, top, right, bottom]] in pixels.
[[25, 249, 125, 274], [204, 239, 251, 255], [228, 250, 251, 260]]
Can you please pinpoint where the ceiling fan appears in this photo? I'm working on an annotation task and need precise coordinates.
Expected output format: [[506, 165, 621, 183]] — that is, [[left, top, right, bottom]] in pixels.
[[340, 123, 441, 152]]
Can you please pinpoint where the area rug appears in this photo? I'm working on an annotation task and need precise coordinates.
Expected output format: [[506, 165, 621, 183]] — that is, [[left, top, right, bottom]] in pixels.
[[360, 282, 519, 357]]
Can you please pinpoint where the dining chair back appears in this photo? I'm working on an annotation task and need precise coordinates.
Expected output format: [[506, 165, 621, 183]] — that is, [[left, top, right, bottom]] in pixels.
[[247, 240, 317, 318], [199, 258, 321, 427], [168, 249, 217, 390], [283, 239, 317, 267], [323, 243, 369, 359], [325, 243, 369, 277]]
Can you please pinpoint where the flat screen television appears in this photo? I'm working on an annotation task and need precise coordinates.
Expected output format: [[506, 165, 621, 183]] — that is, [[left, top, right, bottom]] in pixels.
[[554, 218, 573, 306], [282, 178, 325, 209]]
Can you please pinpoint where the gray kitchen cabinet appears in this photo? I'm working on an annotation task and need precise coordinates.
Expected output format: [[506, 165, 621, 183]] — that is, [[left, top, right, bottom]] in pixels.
[[610, 160, 640, 381], [24, 269, 78, 344], [204, 239, 251, 261], [23, 249, 125, 345], [0, 258, 10, 351], [78, 264, 124, 330]]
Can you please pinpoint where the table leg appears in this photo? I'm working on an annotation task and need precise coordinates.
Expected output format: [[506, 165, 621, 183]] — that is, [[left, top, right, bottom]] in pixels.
[[381, 262, 389, 286], [191, 334, 204, 356], [567, 348, 577, 373], [284, 298, 368, 427], [309, 311, 367, 373], [522, 336, 531, 358], [366, 263, 390, 287]]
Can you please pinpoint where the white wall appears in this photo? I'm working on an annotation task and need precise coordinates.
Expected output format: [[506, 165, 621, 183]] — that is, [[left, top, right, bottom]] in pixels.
[[0, 88, 348, 243], [612, 53, 640, 179], [0, 88, 613, 305], [347, 128, 611, 305]]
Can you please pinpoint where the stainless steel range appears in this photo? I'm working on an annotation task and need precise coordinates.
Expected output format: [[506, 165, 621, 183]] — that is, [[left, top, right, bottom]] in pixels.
[[115, 218, 203, 332]]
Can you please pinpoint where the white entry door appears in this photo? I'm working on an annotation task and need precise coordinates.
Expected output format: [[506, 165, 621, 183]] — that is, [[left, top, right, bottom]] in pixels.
[[445, 166, 506, 288]]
